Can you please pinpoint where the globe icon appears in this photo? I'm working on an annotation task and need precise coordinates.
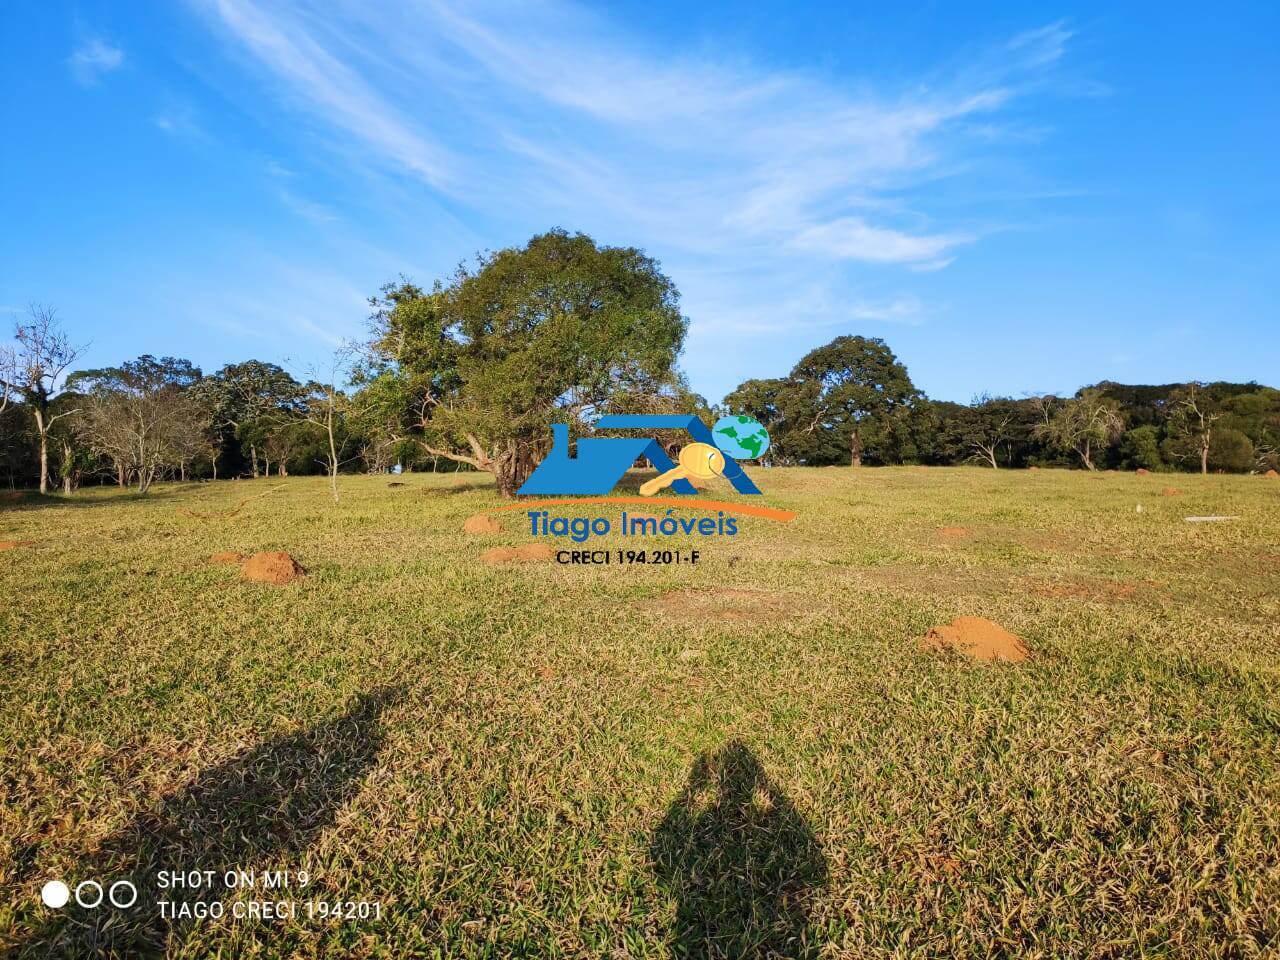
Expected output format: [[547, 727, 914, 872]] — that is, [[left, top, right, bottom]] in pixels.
[[712, 414, 770, 459]]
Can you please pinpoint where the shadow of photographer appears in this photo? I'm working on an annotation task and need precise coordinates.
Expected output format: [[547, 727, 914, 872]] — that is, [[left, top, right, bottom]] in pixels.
[[651, 741, 827, 959]]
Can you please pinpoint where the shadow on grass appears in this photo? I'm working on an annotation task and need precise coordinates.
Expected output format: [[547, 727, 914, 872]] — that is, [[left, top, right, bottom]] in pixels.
[[17, 687, 401, 958], [651, 742, 827, 959], [419, 479, 494, 497], [0, 484, 199, 512]]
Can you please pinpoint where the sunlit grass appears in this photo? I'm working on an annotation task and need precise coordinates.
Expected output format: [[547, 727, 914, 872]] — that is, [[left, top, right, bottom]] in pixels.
[[2, 468, 1278, 957]]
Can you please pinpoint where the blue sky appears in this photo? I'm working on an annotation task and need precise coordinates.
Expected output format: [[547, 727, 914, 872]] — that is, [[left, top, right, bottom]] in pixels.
[[2, 1, 1277, 404]]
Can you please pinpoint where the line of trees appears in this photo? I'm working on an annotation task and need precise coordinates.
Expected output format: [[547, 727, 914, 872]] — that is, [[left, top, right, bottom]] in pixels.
[[3, 230, 1277, 496], [727, 349, 1280, 474], [0, 308, 386, 496]]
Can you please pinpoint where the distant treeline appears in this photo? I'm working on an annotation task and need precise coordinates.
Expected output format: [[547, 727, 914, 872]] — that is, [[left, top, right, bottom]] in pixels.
[[726, 344, 1279, 474], [4, 230, 1276, 495]]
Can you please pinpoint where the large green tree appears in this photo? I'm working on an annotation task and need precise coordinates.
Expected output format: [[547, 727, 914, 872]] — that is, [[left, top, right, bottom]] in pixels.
[[362, 230, 687, 496], [190, 361, 304, 478], [788, 335, 919, 467], [935, 395, 1040, 468]]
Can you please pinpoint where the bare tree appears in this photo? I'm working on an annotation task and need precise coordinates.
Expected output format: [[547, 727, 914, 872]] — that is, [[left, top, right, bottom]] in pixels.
[[298, 345, 364, 504], [1168, 382, 1222, 475], [0, 344, 14, 419], [964, 395, 1019, 469], [262, 420, 302, 477], [1033, 388, 1124, 470], [71, 357, 201, 494], [1, 306, 86, 493]]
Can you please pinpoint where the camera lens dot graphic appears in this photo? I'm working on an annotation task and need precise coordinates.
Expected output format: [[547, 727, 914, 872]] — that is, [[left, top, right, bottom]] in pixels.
[[41, 880, 70, 909], [109, 880, 138, 909], [75, 880, 104, 909]]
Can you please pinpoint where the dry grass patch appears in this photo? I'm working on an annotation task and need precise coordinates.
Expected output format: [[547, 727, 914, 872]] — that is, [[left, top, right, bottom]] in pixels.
[[644, 586, 805, 624], [480, 544, 554, 564], [1021, 575, 1155, 603]]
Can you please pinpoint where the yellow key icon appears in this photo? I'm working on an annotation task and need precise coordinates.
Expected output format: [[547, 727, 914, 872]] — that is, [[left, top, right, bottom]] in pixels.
[[639, 442, 725, 496]]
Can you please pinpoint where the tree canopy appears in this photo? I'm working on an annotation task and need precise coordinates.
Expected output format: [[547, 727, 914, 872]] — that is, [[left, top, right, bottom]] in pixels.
[[361, 229, 688, 495]]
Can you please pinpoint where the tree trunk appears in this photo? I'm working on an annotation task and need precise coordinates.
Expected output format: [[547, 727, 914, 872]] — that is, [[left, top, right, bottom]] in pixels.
[[327, 409, 340, 504], [1200, 438, 1210, 475], [250, 443, 260, 479], [34, 409, 49, 494], [850, 429, 862, 468], [117, 464, 126, 487]]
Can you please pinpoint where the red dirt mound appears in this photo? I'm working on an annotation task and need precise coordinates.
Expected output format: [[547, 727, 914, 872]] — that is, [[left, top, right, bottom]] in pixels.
[[464, 514, 502, 535], [241, 551, 305, 584], [919, 616, 1030, 663], [481, 544, 555, 564], [938, 526, 970, 539], [209, 551, 245, 565], [1135, 468, 1150, 475], [1267, 469, 1279, 478], [1161, 487, 1181, 497], [1027, 466, 1039, 471], [0, 540, 36, 551], [1, 491, 25, 502]]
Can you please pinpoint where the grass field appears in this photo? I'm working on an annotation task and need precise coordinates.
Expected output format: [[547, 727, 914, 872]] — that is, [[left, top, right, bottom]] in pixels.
[[2, 467, 1278, 958]]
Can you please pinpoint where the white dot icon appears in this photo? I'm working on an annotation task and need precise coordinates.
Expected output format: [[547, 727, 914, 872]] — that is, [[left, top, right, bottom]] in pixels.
[[41, 880, 70, 909]]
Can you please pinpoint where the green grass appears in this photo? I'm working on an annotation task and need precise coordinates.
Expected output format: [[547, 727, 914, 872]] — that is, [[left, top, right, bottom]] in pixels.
[[2, 467, 1278, 958]]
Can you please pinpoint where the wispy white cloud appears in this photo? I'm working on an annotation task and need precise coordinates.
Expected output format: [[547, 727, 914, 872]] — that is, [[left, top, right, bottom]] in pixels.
[[200, 0, 452, 188], [154, 103, 211, 141], [849, 296, 929, 325], [68, 37, 124, 86], [188, 0, 1079, 393], [277, 190, 340, 223], [790, 218, 971, 265]]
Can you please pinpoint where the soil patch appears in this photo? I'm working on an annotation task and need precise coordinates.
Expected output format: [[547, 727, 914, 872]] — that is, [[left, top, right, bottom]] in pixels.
[[1136, 468, 1150, 475], [0, 540, 36, 551], [481, 544, 555, 564], [1161, 487, 1181, 496], [919, 616, 1030, 663], [178, 484, 287, 519], [209, 551, 245, 565], [646, 587, 799, 624], [1, 491, 26, 502], [860, 565, 999, 597], [938, 526, 970, 539], [241, 551, 305, 585], [464, 514, 502, 535], [1022, 576, 1144, 603], [1266, 469, 1279, 478]]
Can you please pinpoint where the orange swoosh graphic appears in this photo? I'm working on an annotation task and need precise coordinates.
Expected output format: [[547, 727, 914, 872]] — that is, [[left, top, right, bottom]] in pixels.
[[489, 496, 797, 522]]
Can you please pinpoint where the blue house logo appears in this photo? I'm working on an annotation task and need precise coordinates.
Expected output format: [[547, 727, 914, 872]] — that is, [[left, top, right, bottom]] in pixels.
[[518, 415, 764, 496]]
